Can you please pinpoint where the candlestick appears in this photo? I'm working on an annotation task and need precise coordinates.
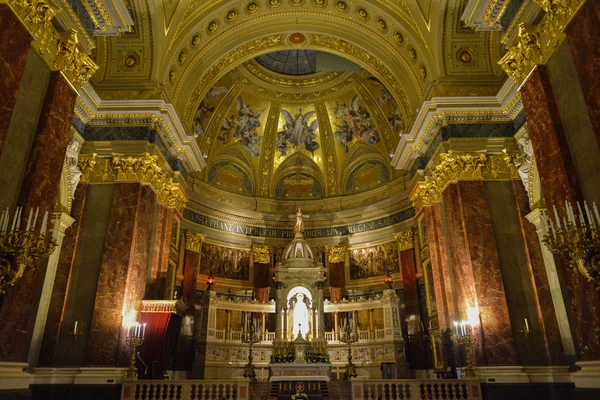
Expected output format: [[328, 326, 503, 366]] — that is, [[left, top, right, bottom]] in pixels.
[[26, 209, 32, 231], [584, 202, 594, 227], [576, 202, 585, 226], [593, 202, 600, 227], [553, 206, 561, 229], [32, 208, 39, 229], [41, 211, 48, 234]]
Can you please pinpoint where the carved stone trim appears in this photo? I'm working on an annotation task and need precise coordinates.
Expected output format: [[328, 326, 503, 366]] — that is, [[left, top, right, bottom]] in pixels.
[[409, 151, 519, 210], [498, 23, 543, 84], [253, 245, 272, 264], [325, 245, 346, 263], [184, 231, 205, 252], [394, 230, 414, 251], [54, 29, 99, 88]]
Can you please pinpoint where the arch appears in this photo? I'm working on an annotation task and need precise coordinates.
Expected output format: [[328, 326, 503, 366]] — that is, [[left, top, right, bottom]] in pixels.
[[272, 152, 324, 199]]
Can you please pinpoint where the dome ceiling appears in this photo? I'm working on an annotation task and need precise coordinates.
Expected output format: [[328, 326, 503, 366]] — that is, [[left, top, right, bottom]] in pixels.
[[194, 61, 404, 199], [256, 50, 317, 76]]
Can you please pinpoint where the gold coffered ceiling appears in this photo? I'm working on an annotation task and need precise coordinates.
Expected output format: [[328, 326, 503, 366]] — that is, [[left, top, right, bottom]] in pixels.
[[88, 0, 506, 178]]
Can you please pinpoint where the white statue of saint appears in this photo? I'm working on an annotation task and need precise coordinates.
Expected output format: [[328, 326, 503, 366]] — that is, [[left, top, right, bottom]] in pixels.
[[66, 138, 83, 198], [292, 293, 309, 338], [294, 208, 304, 234], [515, 132, 534, 195]]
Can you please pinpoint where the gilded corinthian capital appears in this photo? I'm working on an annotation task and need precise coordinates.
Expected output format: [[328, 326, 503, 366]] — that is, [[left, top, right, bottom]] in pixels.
[[252, 245, 272, 264], [184, 231, 205, 252], [394, 230, 414, 251], [54, 30, 98, 88], [325, 245, 346, 263], [498, 23, 543, 84]]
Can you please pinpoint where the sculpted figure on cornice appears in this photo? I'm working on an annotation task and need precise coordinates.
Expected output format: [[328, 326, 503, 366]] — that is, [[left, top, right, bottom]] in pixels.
[[515, 132, 534, 195], [65, 137, 83, 198]]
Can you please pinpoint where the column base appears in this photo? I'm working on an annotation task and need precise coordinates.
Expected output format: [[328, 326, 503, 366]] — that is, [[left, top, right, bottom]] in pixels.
[[571, 360, 600, 389], [0, 362, 30, 390], [476, 366, 529, 383]]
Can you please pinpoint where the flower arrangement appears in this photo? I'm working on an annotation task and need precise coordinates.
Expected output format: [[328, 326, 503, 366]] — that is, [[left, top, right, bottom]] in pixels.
[[305, 350, 330, 363], [291, 392, 308, 400], [269, 351, 295, 363]]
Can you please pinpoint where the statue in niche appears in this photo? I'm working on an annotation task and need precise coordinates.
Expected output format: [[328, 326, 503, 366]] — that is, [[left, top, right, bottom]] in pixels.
[[66, 138, 83, 198], [515, 132, 534, 195]]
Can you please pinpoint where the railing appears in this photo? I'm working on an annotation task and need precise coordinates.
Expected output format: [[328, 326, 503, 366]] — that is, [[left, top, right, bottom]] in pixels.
[[358, 330, 370, 341], [215, 329, 225, 340], [265, 332, 275, 341], [121, 380, 249, 400], [352, 379, 481, 400], [230, 331, 242, 341], [325, 331, 336, 341], [375, 329, 385, 339]]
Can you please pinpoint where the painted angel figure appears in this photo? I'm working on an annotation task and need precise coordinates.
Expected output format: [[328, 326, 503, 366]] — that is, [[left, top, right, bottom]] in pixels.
[[276, 108, 319, 156], [220, 96, 265, 156], [333, 95, 381, 152], [193, 86, 228, 138]]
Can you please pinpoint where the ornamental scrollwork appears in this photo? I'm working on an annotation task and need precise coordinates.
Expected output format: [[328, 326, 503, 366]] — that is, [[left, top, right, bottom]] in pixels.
[[54, 30, 99, 88], [394, 230, 414, 251], [184, 231, 205, 253], [498, 23, 543, 84]]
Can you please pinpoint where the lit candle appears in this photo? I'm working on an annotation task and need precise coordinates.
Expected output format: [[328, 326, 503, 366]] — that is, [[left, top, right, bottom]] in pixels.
[[74, 320, 78, 334], [142, 323, 146, 338], [0, 210, 4, 232], [454, 321, 459, 336], [128, 326, 131, 337], [41, 211, 48, 234], [547, 215, 556, 239], [524, 318, 529, 331], [10, 207, 18, 232], [16, 207, 22, 230]]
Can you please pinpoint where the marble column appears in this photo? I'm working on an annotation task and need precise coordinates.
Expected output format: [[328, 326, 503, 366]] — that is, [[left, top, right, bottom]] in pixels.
[[26, 212, 75, 370], [520, 66, 600, 361], [38, 184, 88, 366], [565, 0, 600, 147], [316, 282, 326, 341], [0, 72, 77, 363], [149, 206, 174, 299], [0, 5, 33, 156], [84, 184, 157, 366], [526, 209, 576, 364], [275, 282, 283, 340], [442, 181, 517, 365]]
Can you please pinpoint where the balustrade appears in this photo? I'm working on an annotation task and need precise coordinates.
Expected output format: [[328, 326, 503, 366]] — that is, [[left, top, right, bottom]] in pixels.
[[121, 381, 248, 400], [352, 379, 481, 400]]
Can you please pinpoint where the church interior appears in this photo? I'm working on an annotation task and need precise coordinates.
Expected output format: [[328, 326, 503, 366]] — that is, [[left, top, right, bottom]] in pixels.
[[0, 0, 599, 399]]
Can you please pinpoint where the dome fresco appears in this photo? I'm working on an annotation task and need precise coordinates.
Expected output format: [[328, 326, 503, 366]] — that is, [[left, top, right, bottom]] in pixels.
[[193, 61, 405, 200]]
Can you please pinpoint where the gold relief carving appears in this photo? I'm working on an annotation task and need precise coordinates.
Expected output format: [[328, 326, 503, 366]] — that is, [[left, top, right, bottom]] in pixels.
[[208, 21, 218, 32], [326, 245, 346, 263], [315, 102, 338, 196], [192, 35, 201, 46], [394, 32, 403, 43], [184, 231, 205, 252], [498, 23, 543, 84], [257, 103, 281, 197], [178, 51, 186, 64], [420, 67, 427, 79], [394, 230, 414, 251], [335, 1, 347, 11], [253, 245, 272, 264], [312, 34, 412, 118], [54, 29, 98, 88], [356, 8, 368, 19], [107, 155, 188, 211], [78, 153, 97, 182], [226, 10, 238, 22], [410, 151, 519, 210], [185, 35, 283, 121], [242, 61, 343, 88], [247, 3, 258, 13], [377, 19, 387, 30], [269, 0, 281, 7]]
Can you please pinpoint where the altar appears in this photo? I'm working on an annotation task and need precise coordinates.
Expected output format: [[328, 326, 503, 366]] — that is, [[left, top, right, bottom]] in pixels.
[[268, 209, 331, 382]]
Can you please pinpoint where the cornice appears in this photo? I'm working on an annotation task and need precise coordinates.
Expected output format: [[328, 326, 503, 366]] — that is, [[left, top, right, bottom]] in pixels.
[[391, 78, 522, 171], [409, 150, 519, 210], [76, 84, 205, 172]]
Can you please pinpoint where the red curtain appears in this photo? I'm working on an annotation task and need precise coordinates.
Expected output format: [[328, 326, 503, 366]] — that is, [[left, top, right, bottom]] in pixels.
[[137, 312, 182, 379]]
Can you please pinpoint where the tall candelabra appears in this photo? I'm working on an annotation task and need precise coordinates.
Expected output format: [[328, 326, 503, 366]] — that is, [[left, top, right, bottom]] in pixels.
[[454, 321, 477, 378], [542, 201, 600, 290], [125, 322, 146, 379], [338, 322, 358, 380], [0, 207, 55, 293], [242, 321, 261, 381]]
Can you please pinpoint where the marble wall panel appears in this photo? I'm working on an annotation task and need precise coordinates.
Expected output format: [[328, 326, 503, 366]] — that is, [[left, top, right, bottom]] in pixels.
[[442, 181, 518, 365], [0, 5, 32, 156], [149, 206, 174, 299], [18, 72, 77, 215], [0, 49, 50, 212], [38, 184, 88, 366], [566, 0, 600, 148], [182, 249, 200, 314], [546, 42, 600, 205], [520, 66, 600, 361], [84, 183, 144, 366], [512, 181, 565, 365], [253, 261, 271, 289]]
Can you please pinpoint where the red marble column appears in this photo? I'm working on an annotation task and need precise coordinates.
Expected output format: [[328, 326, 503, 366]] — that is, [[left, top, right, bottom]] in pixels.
[[84, 184, 156, 366], [442, 181, 518, 365], [38, 184, 88, 366], [512, 181, 565, 365], [182, 246, 200, 314], [520, 66, 600, 361], [0, 5, 33, 156], [328, 260, 345, 302], [565, 0, 600, 147], [0, 72, 77, 363], [149, 206, 174, 299], [423, 205, 454, 331]]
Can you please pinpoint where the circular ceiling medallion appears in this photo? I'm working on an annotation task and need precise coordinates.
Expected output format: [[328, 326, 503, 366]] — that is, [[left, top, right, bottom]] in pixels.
[[459, 49, 473, 64], [356, 8, 368, 19], [314, 0, 325, 6], [247, 2, 258, 13], [191, 35, 201, 46], [335, 1, 347, 11], [289, 32, 306, 45], [124, 55, 137, 68], [394, 32, 403, 44]]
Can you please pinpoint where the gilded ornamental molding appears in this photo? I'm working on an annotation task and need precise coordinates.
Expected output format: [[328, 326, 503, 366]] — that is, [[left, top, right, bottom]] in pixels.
[[325, 245, 346, 263], [394, 230, 414, 251], [184, 231, 205, 252], [252, 245, 272, 264], [499, 0, 584, 84], [409, 151, 519, 210], [1, 0, 98, 88], [78, 154, 188, 211]]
